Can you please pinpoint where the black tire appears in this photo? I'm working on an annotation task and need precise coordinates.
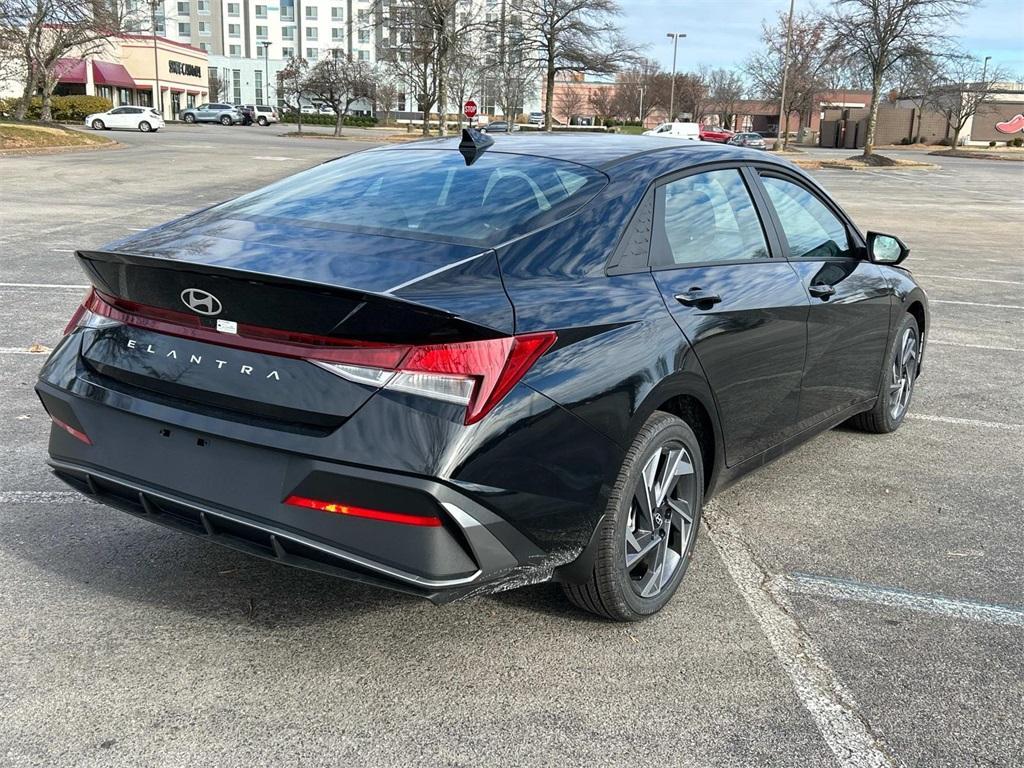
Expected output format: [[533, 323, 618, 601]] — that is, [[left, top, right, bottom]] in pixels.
[[220, 115, 232, 125], [257, 116, 268, 126], [138, 121, 151, 132], [848, 313, 920, 433], [91, 119, 105, 130], [563, 411, 704, 621], [183, 113, 196, 123]]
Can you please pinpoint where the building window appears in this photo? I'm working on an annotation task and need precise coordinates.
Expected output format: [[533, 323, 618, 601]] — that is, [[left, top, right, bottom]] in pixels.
[[228, 24, 240, 37], [177, 1, 188, 15], [153, 13, 165, 35], [256, 25, 268, 39], [227, 3, 239, 16], [358, 29, 370, 44], [281, 46, 295, 58], [232, 69, 242, 104], [305, 26, 317, 40], [282, 26, 294, 40], [281, 0, 294, 21], [187, 94, 196, 108], [331, 27, 343, 41], [306, 47, 318, 60], [197, 0, 210, 14], [331, 6, 343, 20], [177, 22, 190, 36], [357, 49, 368, 61], [305, 5, 317, 19], [229, 44, 242, 56], [255, 70, 263, 104], [357, 9, 367, 23], [198, 21, 211, 36], [198, 42, 210, 51], [255, 4, 267, 18]]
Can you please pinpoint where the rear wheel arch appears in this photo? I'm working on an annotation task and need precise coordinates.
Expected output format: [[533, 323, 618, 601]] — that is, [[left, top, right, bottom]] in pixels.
[[907, 300, 926, 344]]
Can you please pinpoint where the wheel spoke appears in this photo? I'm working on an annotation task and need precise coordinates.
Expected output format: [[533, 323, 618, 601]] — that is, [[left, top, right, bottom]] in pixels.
[[626, 532, 661, 569], [667, 497, 693, 527], [654, 448, 683, 506], [639, 536, 668, 597], [636, 453, 659, 526]]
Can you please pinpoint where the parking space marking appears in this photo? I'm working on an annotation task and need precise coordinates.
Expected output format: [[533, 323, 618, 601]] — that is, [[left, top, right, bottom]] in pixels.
[[772, 574, 1024, 628], [928, 339, 1024, 352], [0, 491, 97, 505], [705, 512, 896, 768], [0, 347, 48, 354], [908, 413, 1024, 431], [251, 155, 293, 161], [930, 299, 1024, 310], [914, 274, 1024, 286], [0, 283, 89, 289]]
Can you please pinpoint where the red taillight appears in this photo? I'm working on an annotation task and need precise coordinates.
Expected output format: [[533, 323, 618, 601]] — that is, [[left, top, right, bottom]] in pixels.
[[72, 290, 556, 424], [284, 494, 442, 527], [50, 415, 92, 444], [63, 292, 91, 335]]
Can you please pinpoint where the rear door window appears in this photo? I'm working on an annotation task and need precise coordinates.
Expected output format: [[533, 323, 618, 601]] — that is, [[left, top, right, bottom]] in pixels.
[[654, 168, 770, 266], [218, 149, 607, 247]]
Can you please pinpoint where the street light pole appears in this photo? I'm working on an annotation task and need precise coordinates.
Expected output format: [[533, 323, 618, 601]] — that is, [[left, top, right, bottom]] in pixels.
[[776, 0, 796, 150], [639, 85, 645, 127], [150, 0, 162, 116], [261, 41, 272, 105], [982, 55, 992, 83], [666, 32, 685, 121]]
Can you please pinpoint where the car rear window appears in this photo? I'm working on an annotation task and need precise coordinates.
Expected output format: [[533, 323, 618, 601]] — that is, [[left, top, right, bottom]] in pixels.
[[217, 148, 608, 247]]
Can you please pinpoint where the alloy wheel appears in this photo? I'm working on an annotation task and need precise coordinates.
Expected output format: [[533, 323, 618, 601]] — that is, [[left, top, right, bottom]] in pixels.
[[889, 328, 918, 419], [624, 442, 698, 598], [139, 121, 151, 132]]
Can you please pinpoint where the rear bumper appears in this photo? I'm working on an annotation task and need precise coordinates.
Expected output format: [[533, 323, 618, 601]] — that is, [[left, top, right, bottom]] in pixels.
[[38, 380, 549, 603]]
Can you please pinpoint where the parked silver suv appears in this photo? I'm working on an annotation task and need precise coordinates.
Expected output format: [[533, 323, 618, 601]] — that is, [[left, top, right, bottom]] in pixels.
[[180, 103, 242, 125], [242, 104, 279, 126]]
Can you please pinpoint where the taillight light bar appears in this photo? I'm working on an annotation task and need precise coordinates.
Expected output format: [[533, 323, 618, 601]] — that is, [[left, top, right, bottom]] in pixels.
[[50, 415, 92, 444], [67, 289, 556, 425], [284, 494, 442, 527]]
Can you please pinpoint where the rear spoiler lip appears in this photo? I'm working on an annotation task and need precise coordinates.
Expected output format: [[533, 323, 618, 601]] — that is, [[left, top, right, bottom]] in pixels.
[[75, 248, 471, 327]]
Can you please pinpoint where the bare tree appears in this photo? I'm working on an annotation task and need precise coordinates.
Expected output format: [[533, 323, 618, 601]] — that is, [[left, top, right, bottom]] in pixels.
[[2, 0, 143, 121], [828, 0, 977, 156], [613, 60, 661, 123], [747, 9, 832, 147], [208, 71, 227, 103], [519, 0, 637, 131], [445, 47, 484, 128], [483, 4, 539, 122], [304, 51, 376, 136], [277, 55, 308, 133], [588, 85, 615, 124], [373, 62, 401, 126], [556, 80, 583, 124], [891, 50, 947, 141], [937, 54, 1008, 146], [706, 67, 745, 129], [675, 69, 710, 122]]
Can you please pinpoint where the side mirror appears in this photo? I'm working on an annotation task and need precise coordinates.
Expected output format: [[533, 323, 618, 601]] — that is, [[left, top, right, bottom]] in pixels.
[[866, 231, 909, 265]]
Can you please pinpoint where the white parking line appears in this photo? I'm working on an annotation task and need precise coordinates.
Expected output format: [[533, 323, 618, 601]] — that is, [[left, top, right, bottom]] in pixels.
[[0, 348, 49, 354], [930, 299, 1024, 310], [928, 339, 1024, 352], [0, 283, 89, 289], [0, 491, 98, 504], [914, 274, 1024, 286], [772, 573, 1024, 628], [705, 511, 896, 768], [908, 413, 1024, 432], [251, 155, 293, 161]]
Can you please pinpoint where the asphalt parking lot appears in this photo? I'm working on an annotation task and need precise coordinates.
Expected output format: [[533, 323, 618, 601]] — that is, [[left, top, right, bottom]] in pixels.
[[1, 124, 1021, 767]]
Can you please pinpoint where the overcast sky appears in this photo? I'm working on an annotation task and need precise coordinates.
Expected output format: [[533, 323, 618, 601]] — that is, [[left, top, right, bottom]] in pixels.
[[619, 0, 1024, 79]]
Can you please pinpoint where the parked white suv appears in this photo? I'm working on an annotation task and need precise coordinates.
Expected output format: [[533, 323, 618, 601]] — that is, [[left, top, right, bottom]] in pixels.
[[243, 104, 279, 126], [84, 106, 164, 132]]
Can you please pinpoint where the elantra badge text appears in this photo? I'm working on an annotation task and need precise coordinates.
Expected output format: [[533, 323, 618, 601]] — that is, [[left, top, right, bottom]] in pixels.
[[180, 288, 222, 316], [125, 339, 280, 380]]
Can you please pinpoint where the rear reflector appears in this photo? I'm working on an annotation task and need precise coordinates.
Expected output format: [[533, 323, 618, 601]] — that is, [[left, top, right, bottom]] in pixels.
[[69, 289, 557, 425], [284, 494, 442, 527], [50, 415, 92, 445]]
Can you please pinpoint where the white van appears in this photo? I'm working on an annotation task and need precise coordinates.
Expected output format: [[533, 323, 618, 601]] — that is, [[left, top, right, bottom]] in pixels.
[[642, 122, 701, 140]]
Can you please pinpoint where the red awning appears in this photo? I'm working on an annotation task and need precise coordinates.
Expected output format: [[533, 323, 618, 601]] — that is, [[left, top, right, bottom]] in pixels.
[[55, 58, 87, 84], [92, 60, 136, 89]]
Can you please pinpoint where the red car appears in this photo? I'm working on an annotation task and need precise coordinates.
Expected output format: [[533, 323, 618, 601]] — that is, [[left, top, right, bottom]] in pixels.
[[699, 126, 734, 143]]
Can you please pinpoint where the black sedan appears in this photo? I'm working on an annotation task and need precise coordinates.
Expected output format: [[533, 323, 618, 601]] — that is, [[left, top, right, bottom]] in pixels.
[[37, 131, 927, 621]]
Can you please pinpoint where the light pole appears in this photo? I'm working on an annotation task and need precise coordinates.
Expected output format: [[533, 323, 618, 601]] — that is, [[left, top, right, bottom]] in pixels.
[[982, 55, 992, 83], [666, 32, 685, 121], [150, 0, 162, 116], [776, 0, 796, 150], [639, 85, 646, 127], [260, 41, 272, 105]]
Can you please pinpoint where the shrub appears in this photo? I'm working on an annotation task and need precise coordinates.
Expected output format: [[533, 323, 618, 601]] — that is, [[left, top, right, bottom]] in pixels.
[[1013, 137, 1023, 148], [279, 113, 378, 127], [0, 95, 113, 121], [936, 137, 952, 146], [988, 140, 997, 147], [899, 136, 912, 145]]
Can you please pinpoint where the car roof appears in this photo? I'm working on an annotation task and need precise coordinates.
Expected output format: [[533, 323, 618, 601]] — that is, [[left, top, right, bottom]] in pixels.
[[379, 133, 780, 171]]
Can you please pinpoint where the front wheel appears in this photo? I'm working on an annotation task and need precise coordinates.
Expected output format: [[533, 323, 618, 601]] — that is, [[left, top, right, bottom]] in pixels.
[[848, 313, 920, 433], [257, 116, 268, 126], [183, 113, 195, 123], [91, 119, 105, 130], [138, 121, 151, 132], [220, 115, 232, 125], [563, 411, 703, 621]]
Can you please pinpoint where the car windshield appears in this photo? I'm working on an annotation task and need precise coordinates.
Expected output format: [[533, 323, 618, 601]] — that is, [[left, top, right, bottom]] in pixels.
[[216, 149, 608, 247]]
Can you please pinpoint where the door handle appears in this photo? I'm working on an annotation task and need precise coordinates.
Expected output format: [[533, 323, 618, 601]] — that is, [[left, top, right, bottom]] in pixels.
[[675, 288, 722, 308], [808, 283, 836, 299]]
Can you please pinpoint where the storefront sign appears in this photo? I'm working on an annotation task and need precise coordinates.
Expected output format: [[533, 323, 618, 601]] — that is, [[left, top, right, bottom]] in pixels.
[[169, 60, 202, 78]]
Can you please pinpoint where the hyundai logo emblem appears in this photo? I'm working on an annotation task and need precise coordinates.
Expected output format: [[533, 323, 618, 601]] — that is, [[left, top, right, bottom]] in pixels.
[[180, 288, 222, 316]]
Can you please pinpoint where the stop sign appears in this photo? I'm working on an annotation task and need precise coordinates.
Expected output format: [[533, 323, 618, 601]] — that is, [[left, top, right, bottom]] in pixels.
[[463, 100, 478, 119]]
